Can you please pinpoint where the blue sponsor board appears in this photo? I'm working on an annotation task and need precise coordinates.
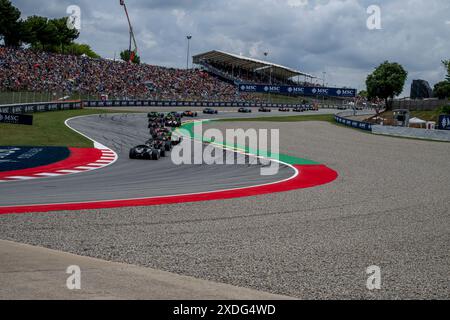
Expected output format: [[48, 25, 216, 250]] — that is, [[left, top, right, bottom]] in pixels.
[[238, 83, 357, 97], [334, 114, 372, 131], [438, 115, 450, 130], [0, 146, 70, 172], [0, 113, 33, 125], [0, 101, 82, 114]]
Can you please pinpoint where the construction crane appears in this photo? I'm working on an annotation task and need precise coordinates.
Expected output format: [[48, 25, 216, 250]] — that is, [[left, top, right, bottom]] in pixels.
[[120, 0, 138, 62]]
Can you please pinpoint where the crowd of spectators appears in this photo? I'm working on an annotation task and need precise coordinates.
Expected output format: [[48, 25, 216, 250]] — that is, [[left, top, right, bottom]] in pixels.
[[0, 47, 260, 102]]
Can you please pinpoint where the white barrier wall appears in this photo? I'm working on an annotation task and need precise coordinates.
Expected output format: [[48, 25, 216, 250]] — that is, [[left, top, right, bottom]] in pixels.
[[372, 125, 450, 142]]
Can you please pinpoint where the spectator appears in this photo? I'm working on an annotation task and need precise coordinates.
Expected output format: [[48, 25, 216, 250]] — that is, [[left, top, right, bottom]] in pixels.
[[0, 47, 260, 102]]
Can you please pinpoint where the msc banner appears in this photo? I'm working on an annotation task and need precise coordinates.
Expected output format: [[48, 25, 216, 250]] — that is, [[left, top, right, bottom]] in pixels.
[[438, 115, 450, 130], [0, 113, 33, 125], [238, 83, 357, 97], [0, 101, 82, 114]]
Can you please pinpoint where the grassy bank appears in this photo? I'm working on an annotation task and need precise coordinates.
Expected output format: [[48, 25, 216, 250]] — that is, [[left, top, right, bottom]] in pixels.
[[0, 109, 123, 148]]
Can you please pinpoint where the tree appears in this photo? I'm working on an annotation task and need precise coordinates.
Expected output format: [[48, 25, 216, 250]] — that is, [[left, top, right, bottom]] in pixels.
[[120, 49, 140, 64], [22, 16, 79, 52], [65, 43, 100, 58], [366, 61, 408, 110], [49, 17, 79, 52], [433, 81, 450, 99], [358, 90, 368, 98], [0, 0, 22, 47]]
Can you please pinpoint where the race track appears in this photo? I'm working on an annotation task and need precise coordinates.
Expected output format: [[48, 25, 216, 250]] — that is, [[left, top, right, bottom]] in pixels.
[[0, 109, 448, 299], [0, 112, 296, 206]]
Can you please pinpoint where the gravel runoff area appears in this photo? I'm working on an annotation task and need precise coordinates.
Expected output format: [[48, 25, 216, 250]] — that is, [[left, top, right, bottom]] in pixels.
[[1, 120, 449, 299]]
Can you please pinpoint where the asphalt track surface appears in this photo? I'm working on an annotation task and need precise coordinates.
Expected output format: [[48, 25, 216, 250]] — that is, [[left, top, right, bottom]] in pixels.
[[0, 112, 296, 206], [1, 109, 449, 299]]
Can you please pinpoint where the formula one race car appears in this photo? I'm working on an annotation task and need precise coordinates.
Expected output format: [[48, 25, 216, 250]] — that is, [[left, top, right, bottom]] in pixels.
[[279, 106, 290, 112], [183, 110, 198, 117], [292, 106, 306, 112], [150, 128, 182, 145], [129, 145, 161, 160], [145, 138, 172, 157], [302, 104, 318, 111], [148, 112, 164, 119], [258, 107, 271, 112], [203, 108, 218, 114], [168, 111, 183, 118], [150, 127, 170, 138], [238, 107, 252, 113], [165, 118, 181, 128]]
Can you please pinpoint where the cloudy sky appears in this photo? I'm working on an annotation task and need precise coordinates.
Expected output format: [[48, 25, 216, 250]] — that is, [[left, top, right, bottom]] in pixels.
[[12, 0, 450, 96]]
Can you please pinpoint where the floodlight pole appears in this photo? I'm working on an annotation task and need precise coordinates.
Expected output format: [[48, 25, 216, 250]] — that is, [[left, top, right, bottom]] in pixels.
[[264, 52, 272, 104]]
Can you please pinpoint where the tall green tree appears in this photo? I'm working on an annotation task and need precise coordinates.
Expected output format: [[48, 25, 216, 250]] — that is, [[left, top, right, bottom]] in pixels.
[[49, 17, 79, 52], [22, 16, 54, 49], [0, 0, 22, 47], [65, 43, 100, 58], [22, 16, 79, 52], [366, 61, 408, 110], [120, 49, 140, 64], [433, 81, 450, 99], [358, 90, 368, 98]]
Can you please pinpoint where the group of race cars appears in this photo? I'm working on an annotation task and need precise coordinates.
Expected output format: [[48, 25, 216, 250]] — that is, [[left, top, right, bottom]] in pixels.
[[129, 109, 221, 160], [129, 112, 184, 160], [129, 105, 318, 160], [255, 104, 319, 113], [237, 105, 318, 113]]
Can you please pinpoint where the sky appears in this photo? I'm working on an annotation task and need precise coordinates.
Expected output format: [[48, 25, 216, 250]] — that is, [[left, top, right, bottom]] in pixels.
[[12, 0, 450, 96]]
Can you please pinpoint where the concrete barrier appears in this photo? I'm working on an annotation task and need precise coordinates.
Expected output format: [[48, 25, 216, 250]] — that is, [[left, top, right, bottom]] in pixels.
[[372, 125, 450, 142]]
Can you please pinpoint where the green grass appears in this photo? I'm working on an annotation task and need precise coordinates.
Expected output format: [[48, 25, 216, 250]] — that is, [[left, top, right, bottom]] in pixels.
[[217, 114, 335, 123], [0, 109, 124, 148]]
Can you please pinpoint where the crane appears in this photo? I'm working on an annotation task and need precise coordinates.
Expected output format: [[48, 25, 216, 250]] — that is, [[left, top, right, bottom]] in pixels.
[[120, 0, 138, 62]]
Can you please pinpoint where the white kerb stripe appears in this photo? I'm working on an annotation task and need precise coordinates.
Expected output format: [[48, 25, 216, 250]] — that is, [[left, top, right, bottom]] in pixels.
[[57, 170, 83, 173], [34, 173, 62, 177], [5, 176, 37, 180]]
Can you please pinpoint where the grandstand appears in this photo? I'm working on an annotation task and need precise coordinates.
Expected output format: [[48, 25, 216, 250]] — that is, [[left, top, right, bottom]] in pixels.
[[193, 50, 318, 86], [0, 46, 352, 105]]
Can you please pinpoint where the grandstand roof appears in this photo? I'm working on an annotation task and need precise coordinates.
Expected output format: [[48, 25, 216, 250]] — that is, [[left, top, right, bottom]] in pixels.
[[193, 50, 316, 80]]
